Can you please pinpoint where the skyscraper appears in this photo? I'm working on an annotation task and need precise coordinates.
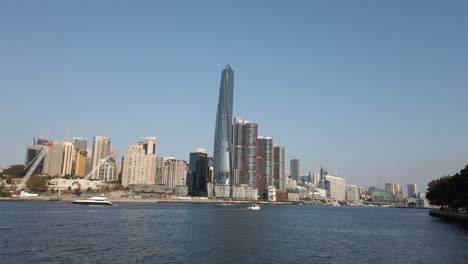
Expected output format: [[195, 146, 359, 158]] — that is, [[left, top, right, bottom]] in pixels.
[[232, 118, 259, 187], [290, 159, 300, 181], [407, 184, 417, 198], [273, 145, 286, 191], [213, 65, 234, 186], [91, 136, 111, 179], [187, 149, 209, 196], [258, 136, 273, 196], [61, 142, 75, 176]]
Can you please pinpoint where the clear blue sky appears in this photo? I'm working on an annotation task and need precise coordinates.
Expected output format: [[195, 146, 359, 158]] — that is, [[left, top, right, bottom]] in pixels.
[[1, 0, 467, 192]]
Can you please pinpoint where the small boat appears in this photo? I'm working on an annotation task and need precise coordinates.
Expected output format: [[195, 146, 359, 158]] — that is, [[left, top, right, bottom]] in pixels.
[[248, 204, 260, 210], [72, 196, 112, 206]]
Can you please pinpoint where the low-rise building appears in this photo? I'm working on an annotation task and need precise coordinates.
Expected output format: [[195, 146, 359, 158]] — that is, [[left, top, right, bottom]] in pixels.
[[48, 179, 102, 191], [232, 184, 258, 200], [174, 185, 188, 197], [288, 192, 299, 202]]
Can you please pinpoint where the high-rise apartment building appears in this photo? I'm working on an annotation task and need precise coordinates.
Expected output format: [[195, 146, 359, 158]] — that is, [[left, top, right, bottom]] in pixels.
[[61, 142, 75, 176], [99, 157, 116, 182], [290, 159, 300, 181], [407, 184, 417, 198], [160, 158, 188, 189], [187, 149, 209, 196], [273, 145, 286, 191], [232, 118, 259, 187], [258, 136, 273, 196], [91, 136, 111, 179], [213, 65, 234, 186], [122, 145, 145, 186]]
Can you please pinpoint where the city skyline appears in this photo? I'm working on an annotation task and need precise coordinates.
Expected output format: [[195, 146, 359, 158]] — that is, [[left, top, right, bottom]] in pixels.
[[1, 1, 468, 192]]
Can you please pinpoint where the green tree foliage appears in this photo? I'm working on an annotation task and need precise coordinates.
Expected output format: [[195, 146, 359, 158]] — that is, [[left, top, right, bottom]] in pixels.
[[3, 165, 25, 178], [427, 166, 468, 211], [26, 175, 47, 192], [0, 184, 11, 197]]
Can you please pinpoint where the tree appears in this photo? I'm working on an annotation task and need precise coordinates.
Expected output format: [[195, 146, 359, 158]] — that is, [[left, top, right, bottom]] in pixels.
[[427, 165, 468, 212], [26, 175, 47, 192], [3, 165, 25, 178], [87, 187, 92, 192], [50, 188, 56, 194], [0, 184, 11, 197]]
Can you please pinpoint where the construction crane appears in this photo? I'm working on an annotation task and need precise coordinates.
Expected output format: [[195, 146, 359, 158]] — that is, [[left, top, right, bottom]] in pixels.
[[17, 145, 49, 190], [83, 153, 113, 181]]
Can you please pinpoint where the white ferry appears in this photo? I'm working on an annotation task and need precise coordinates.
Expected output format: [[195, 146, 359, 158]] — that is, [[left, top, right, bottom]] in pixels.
[[72, 196, 112, 206]]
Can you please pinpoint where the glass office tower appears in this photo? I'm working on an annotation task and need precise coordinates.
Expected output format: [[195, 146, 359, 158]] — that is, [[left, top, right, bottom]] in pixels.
[[213, 65, 234, 185]]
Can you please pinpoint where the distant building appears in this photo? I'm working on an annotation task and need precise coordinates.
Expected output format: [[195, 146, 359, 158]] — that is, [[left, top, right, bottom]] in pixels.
[[407, 184, 417, 198], [43, 141, 64, 177], [258, 136, 274, 196], [160, 158, 188, 189], [369, 187, 397, 203], [213, 65, 234, 186], [48, 178, 102, 191], [91, 136, 111, 180], [99, 157, 116, 182], [73, 137, 87, 151], [346, 184, 359, 202], [385, 183, 395, 195], [232, 119, 259, 187], [121, 139, 157, 186], [322, 175, 346, 201], [73, 150, 87, 177], [24, 145, 44, 175], [273, 145, 286, 191], [61, 142, 75, 176], [187, 149, 209, 196], [290, 159, 300, 181], [231, 184, 258, 200]]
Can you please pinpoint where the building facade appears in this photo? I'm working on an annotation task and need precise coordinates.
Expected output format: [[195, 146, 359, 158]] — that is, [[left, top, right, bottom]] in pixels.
[[258, 136, 274, 196], [187, 149, 209, 196], [407, 184, 417, 198], [273, 145, 286, 191], [212, 65, 234, 185], [323, 175, 346, 201], [61, 142, 75, 176], [160, 158, 188, 189], [290, 159, 300, 181], [91, 136, 111, 180], [346, 184, 359, 202]]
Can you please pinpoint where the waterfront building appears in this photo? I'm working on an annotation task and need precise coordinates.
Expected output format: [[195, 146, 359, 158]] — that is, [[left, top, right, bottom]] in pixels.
[[160, 157, 188, 189], [48, 178, 102, 191], [91, 136, 111, 179], [174, 185, 188, 197], [312, 173, 320, 185], [122, 145, 146, 186], [99, 157, 116, 182], [267, 186, 276, 202], [231, 184, 258, 200], [24, 145, 44, 175], [73, 150, 87, 177], [385, 183, 395, 195], [232, 118, 259, 187], [369, 187, 397, 203], [61, 142, 75, 176], [187, 149, 209, 196], [346, 184, 359, 202], [73, 137, 87, 151], [232, 118, 244, 186], [258, 136, 274, 196], [273, 145, 286, 191], [43, 141, 64, 177], [322, 175, 346, 201], [212, 64, 234, 186], [290, 159, 300, 181], [407, 184, 417, 198]]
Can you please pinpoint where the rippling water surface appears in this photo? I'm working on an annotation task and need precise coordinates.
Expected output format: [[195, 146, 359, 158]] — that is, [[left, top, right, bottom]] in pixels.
[[1, 202, 467, 264]]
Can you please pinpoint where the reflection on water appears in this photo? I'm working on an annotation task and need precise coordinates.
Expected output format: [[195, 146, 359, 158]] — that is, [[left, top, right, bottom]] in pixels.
[[0, 202, 467, 264]]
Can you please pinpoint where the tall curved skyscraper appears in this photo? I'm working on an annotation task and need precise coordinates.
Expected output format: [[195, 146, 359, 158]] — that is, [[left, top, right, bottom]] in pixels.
[[213, 65, 234, 185]]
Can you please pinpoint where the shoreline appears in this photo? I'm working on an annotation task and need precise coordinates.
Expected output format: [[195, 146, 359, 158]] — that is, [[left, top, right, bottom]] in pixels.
[[429, 209, 468, 223]]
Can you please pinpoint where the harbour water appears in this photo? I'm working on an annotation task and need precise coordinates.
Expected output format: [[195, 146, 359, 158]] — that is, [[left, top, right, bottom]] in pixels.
[[1, 202, 467, 264]]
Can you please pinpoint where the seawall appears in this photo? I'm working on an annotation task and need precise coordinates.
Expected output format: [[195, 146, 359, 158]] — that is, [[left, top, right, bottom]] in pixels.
[[429, 209, 468, 223]]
